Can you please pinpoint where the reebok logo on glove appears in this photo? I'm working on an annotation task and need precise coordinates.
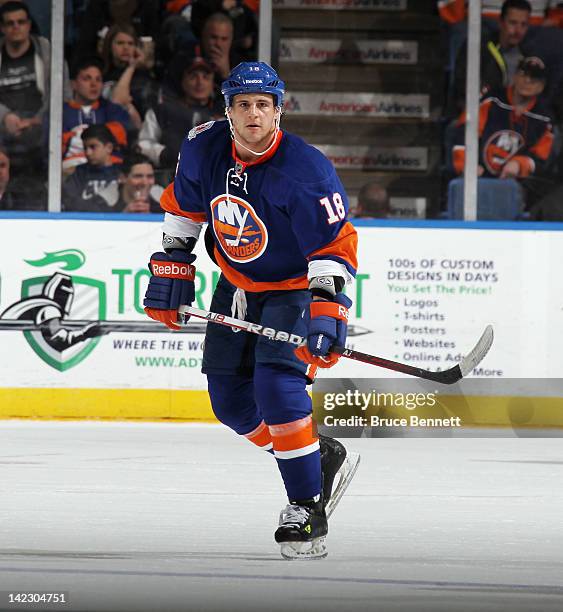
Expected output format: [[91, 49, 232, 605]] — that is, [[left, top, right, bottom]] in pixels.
[[151, 261, 196, 280]]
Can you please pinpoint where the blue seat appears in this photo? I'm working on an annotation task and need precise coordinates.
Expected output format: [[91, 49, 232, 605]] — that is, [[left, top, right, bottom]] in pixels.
[[447, 177, 523, 220]]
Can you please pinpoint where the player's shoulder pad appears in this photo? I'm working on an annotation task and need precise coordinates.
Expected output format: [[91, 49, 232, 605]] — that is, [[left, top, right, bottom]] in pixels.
[[177, 120, 229, 178], [279, 132, 335, 185]]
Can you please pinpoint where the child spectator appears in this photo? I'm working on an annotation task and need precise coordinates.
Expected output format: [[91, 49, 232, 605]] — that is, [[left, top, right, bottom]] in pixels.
[[62, 124, 120, 211], [79, 152, 162, 213], [452, 57, 554, 209], [62, 57, 130, 173], [138, 54, 223, 169], [111, 153, 161, 213]]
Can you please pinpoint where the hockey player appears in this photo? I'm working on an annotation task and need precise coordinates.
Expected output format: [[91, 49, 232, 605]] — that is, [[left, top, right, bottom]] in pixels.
[[143, 62, 359, 559]]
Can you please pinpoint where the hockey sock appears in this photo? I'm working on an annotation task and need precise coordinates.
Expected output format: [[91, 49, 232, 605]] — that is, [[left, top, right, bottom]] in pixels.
[[243, 420, 273, 452], [254, 364, 322, 501]]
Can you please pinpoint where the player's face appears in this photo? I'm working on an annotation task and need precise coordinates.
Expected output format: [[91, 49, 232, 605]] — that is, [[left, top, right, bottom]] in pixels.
[[182, 69, 214, 103], [111, 33, 136, 65], [73, 67, 103, 104], [500, 9, 529, 47], [1, 9, 31, 44], [229, 94, 278, 152], [84, 139, 113, 166]]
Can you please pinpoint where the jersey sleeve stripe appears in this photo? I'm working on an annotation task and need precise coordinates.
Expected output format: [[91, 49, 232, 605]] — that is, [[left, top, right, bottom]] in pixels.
[[160, 183, 207, 222], [307, 221, 358, 275]]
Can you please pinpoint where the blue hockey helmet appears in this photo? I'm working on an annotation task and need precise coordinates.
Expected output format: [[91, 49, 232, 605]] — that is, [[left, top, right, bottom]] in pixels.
[[221, 62, 285, 108]]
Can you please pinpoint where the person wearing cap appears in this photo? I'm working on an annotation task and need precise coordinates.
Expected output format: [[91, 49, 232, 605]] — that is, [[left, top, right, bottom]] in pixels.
[[138, 52, 224, 170], [449, 0, 534, 117], [452, 56, 553, 210]]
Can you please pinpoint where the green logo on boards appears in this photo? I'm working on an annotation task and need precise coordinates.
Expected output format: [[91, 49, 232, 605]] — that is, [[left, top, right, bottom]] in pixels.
[[0, 249, 108, 371]]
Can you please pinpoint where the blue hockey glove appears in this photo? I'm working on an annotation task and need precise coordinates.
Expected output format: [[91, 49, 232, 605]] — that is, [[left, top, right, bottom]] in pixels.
[[143, 250, 196, 330], [295, 293, 352, 368]]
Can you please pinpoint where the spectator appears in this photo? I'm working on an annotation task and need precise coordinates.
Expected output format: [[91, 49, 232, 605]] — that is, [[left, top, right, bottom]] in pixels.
[[101, 23, 157, 129], [449, 0, 533, 117], [0, 145, 45, 209], [156, 0, 197, 71], [200, 12, 234, 82], [111, 153, 161, 213], [62, 124, 120, 211], [138, 54, 223, 169], [438, 0, 563, 27], [352, 181, 391, 218], [0, 1, 69, 174], [192, 0, 257, 63], [70, 0, 161, 65], [452, 57, 554, 209], [62, 57, 130, 173]]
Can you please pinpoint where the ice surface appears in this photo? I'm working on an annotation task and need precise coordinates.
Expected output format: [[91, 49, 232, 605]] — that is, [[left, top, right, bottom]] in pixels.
[[0, 421, 562, 612]]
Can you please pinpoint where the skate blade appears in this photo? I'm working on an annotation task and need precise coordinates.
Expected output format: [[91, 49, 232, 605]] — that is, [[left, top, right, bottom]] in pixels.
[[325, 452, 360, 519], [280, 537, 327, 560]]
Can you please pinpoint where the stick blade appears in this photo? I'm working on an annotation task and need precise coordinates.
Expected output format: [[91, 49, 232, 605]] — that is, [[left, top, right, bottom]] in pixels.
[[459, 325, 494, 377]]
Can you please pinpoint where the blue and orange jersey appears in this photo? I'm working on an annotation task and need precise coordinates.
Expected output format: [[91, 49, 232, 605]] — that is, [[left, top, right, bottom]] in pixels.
[[452, 87, 553, 177], [62, 98, 130, 168], [161, 121, 357, 292]]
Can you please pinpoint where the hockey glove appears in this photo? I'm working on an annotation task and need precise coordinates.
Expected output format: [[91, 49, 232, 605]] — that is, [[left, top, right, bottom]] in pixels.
[[295, 293, 352, 369], [143, 250, 196, 330]]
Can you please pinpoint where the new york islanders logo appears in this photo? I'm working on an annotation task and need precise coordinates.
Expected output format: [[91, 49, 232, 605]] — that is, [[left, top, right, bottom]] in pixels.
[[211, 194, 268, 263], [484, 130, 524, 175]]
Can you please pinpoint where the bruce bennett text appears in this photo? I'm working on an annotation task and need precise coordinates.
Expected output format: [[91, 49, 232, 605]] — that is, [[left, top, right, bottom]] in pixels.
[[323, 415, 462, 427]]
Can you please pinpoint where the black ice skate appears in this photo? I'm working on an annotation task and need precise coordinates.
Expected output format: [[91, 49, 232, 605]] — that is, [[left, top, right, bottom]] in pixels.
[[319, 434, 361, 518], [275, 499, 328, 560]]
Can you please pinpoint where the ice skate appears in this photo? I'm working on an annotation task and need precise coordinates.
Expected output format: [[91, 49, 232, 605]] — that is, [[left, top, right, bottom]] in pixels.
[[275, 500, 328, 560], [319, 434, 360, 518]]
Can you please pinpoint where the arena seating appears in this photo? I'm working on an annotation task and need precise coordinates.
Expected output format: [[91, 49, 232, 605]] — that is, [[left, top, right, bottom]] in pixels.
[[275, 0, 444, 217]]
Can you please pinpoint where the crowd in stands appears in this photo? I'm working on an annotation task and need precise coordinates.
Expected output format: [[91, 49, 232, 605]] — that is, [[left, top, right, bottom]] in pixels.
[[0, 0, 258, 212], [440, 0, 563, 220], [1, 0, 563, 220]]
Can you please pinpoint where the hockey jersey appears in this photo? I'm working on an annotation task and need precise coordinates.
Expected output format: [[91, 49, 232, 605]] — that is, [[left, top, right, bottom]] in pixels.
[[453, 87, 553, 177], [161, 121, 357, 292], [62, 98, 130, 169]]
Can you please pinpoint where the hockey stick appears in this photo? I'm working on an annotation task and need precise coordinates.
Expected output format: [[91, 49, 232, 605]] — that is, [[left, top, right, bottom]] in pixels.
[[177, 305, 494, 385], [0, 319, 370, 337]]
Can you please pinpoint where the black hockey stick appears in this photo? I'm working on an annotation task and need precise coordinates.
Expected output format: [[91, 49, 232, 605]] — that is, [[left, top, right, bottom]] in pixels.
[[178, 305, 494, 385], [0, 319, 370, 337]]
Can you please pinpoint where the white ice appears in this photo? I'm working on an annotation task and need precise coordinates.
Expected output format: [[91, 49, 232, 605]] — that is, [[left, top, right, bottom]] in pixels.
[[0, 421, 562, 612]]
